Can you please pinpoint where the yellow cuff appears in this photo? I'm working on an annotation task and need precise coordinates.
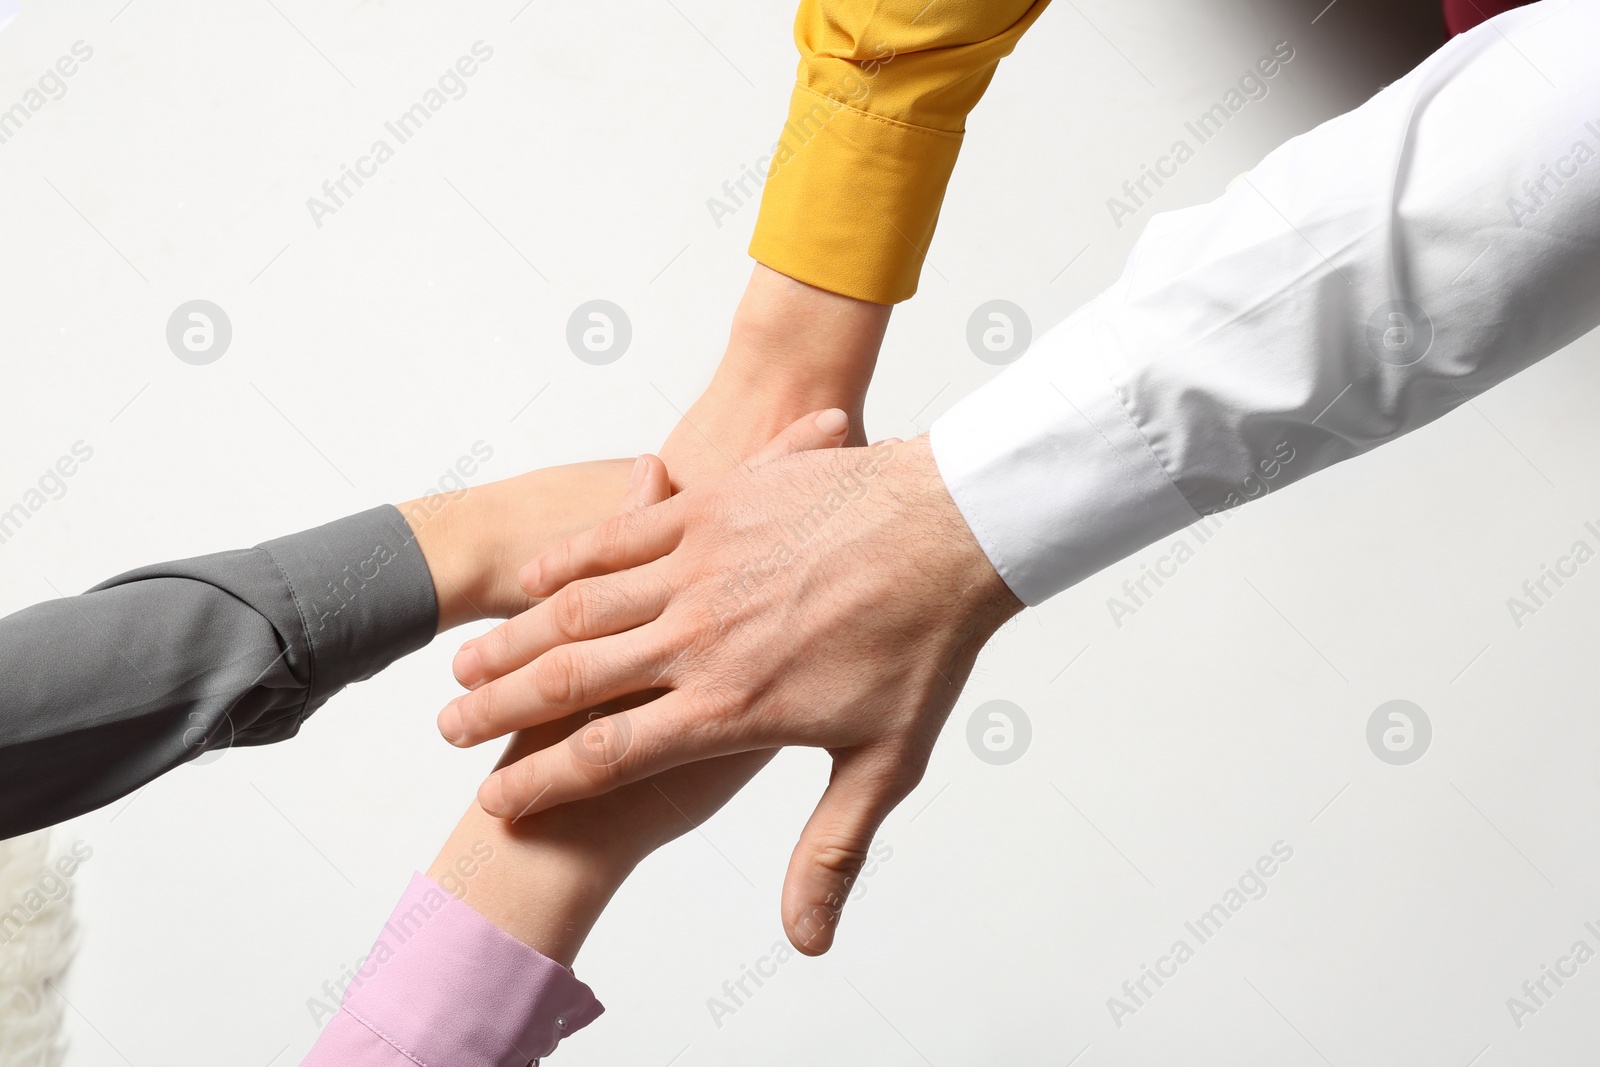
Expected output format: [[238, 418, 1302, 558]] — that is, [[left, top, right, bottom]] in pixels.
[[748, 85, 964, 305]]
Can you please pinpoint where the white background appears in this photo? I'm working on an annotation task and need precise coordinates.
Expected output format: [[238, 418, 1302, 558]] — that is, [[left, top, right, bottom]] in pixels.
[[3, 0, 1599, 1064]]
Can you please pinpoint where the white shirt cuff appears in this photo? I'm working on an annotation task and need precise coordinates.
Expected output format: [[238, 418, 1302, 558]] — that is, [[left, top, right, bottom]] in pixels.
[[931, 302, 1198, 606]]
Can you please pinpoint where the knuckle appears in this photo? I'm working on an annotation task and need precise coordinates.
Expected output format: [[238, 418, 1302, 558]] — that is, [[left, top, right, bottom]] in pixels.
[[674, 695, 738, 752], [809, 841, 872, 914], [535, 650, 583, 707], [550, 540, 573, 578], [500, 760, 548, 816], [551, 585, 590, 640], [811, 837, 872, 878], [887, 747, 932, 800], [511, 754, 547, 795], [567, 710, 636, 775], [694, 703, 738, 747], [594, 518, 631, 565], [485, 621, 522, 668], [876, 762, 923, 806], [696, 667, 760, 721], [457, 684, 495, 735], [642, 635, 693, 691], [890, 770, 923, 804], [592, 747, 630, 784]]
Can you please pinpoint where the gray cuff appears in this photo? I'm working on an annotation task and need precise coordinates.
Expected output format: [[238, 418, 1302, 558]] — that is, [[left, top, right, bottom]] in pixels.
[[258, 504, 439, 708]]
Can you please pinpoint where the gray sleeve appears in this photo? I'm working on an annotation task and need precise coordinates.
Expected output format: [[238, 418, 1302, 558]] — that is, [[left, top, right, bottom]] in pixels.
[[0, 505, 439, 839]]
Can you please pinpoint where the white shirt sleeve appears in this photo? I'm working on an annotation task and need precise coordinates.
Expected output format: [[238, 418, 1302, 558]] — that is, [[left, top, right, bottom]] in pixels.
[[931, 0, 1600, 605]]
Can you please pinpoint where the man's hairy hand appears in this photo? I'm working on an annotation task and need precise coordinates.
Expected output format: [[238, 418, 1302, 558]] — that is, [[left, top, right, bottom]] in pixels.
[[439, 432, 1022, 953]]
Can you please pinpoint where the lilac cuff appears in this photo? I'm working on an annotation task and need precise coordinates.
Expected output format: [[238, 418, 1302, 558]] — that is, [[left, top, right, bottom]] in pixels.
[[305, 873, 603, 1067]]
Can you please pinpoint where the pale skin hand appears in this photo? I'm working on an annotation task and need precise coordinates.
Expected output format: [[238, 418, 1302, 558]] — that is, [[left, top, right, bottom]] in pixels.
[[396, 263, 887, 631], [396, 459, 634, 633], [659, 263, 889, 490], [425, 698, 772, 968], [426, 412, 852, 966], [438, 433, 1023, 954]]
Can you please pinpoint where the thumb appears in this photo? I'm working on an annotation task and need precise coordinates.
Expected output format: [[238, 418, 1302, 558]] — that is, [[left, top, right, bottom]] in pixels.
[[781, 749, 904, 955], [622, 453, 672, 511], [746, 408, 850, 468]]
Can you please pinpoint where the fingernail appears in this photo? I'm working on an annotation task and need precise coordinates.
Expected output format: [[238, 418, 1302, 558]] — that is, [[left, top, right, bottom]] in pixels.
[[478, 775, 507, 816], [439, 701, 466, 745], [453, 646, 483, 689], [628, 455, 647, 490], [814, 408, 848, 436]]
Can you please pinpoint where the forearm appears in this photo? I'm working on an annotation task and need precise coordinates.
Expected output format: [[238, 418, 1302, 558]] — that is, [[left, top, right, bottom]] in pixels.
[[934, 2, 1600, 605], [300, 716, 772, 1065], [424, 799, 624, 970], [720, 263, 889, 409], [299, 731, 624, 1066], [0, 507, 435, 838]]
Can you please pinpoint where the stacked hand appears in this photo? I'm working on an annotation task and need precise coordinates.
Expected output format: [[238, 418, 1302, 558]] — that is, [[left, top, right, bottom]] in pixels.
[[428, 410, 855, 964], [439, 422, 1020, 953]]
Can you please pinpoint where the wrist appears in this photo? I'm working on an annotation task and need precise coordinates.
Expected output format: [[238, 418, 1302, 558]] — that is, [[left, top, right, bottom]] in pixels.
[[893, 436, 1023, 636], [398, 489, 495, 633], [400, 460, 636, 633], [428, 805, 627, 970], [719, 264, 888, 406]]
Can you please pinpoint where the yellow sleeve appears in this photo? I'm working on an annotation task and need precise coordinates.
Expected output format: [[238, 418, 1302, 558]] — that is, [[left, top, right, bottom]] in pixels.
[[748, 0, 1051, 304]]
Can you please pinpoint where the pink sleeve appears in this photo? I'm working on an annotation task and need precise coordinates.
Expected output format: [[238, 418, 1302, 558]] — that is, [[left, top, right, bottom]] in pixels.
[[300, 873, 604, 1067]]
